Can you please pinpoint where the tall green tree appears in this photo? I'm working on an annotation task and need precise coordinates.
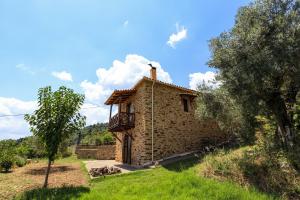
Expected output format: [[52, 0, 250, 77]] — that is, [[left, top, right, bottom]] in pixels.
[[208, 0, 300, 151], [197, 84, 256, 144], [25, 86, 86, 188]]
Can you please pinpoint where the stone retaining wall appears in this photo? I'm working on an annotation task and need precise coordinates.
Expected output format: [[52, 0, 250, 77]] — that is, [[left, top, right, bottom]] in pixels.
[[76, 145, 115, 160]]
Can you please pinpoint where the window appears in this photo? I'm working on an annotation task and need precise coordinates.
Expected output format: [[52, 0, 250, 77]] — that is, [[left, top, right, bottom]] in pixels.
[[183, 98, 189, 112]]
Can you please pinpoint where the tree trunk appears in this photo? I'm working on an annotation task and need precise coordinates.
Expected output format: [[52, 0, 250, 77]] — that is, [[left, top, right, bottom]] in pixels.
[[269, 95, 294, 150], [43, 158, 52, 188]]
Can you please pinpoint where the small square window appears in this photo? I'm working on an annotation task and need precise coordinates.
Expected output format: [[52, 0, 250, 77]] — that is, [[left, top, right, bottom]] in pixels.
[[183, 98, 189, 112]]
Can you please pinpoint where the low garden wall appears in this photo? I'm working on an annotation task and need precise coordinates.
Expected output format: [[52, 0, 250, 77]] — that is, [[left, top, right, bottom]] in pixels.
[[75, 145, 115, 160]]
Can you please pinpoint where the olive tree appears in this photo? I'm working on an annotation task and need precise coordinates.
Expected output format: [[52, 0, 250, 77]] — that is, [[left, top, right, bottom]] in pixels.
[[208, 0, 300, 151], [197, 84, 257, 144], [25, 86, 86, 188]]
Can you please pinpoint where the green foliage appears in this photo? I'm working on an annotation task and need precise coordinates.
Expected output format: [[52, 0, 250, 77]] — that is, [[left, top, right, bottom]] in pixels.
[[0, 157, 14, 172], [208, 0, 300, 151], [81, 130, 115, 145], [81, 123, 108, 135], [78, 123, 113, 145], [57, 144, 73, 158], [16, 136, 46, 158], [24, 86, 86, 161], [293, 92, 300, 131], [102, 132, 114, 144], [0, 140, 16, 172], [14, 155, 27, 167], [197, 85, 256, 144], [18, 158, 274, 200], [17, 186, 90, 200], [24, 86, 86, 187], [0, 139, 17, 152], [199, 147, 300, 199]]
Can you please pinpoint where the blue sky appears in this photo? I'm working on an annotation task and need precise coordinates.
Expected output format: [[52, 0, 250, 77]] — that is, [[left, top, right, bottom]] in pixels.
[[0, 0, 251, 139]]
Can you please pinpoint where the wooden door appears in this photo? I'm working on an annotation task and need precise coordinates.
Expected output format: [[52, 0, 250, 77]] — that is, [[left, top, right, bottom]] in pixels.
[[122, 134, 132, 164]]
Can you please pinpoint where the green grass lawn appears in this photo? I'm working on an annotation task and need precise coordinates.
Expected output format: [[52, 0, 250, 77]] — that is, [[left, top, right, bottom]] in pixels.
[[18, 157, 276, 200]]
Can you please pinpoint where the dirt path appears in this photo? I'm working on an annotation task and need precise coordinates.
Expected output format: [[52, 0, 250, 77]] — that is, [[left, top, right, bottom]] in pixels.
[[0, 160, 87, 200]]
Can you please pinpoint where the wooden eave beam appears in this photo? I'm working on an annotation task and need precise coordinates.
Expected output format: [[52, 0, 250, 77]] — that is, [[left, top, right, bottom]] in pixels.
[[111, 132, 122, 142]]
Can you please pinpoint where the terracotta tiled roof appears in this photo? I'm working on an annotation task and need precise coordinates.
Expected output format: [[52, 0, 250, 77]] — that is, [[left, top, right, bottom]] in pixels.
[[104, 76, 198, 105], [104, 89, 136, 105], [134, 76, 198, 94]]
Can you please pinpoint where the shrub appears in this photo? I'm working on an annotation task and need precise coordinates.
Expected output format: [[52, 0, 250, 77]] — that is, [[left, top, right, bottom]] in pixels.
[[80, 129, 115, 145], [61, 147, 73, 158], [0, 140, 16, 172], [15, 155, 27, 167], [0, 154, 14, 172], [16, 136, 47, 159], [57, 144, 73, 158], [95, 138, 102, 145], [102, 133, 114, 145]]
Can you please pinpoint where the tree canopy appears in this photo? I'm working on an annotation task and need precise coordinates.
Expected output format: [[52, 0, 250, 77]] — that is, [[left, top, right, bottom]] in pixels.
[[25, 86, 86, 187], [208, 0, 300, 151]]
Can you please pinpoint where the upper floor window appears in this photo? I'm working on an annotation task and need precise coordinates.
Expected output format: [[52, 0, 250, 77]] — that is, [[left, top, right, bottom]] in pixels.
[[183, 98, 189, 112], [127, 102, 134, 113]]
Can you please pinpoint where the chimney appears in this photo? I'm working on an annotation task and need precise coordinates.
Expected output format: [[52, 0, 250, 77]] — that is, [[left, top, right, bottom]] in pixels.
[[148, 64, 157, 80]]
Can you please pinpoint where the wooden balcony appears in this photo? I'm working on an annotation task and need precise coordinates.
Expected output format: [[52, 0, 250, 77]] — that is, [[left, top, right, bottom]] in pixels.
[[108, 112, 135, 132]]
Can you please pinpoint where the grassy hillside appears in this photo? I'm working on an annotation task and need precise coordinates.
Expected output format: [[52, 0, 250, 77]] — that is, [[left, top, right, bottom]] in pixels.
[[18, 157, 275, 200], [198, 146, 300, 199]]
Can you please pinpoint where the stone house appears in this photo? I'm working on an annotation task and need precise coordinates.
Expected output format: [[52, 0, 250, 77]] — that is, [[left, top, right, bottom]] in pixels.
[[105, 66, 225, 166]]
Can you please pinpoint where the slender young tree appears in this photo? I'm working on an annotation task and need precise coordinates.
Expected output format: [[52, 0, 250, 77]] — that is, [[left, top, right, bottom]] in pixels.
[[208, 0, 300, 151], [25, 86, 86, 188]]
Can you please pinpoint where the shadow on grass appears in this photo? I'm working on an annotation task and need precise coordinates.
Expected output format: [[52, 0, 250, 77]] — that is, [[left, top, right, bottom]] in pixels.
[[25, 166, 76, 175], [162, 156, 200, 172], [0, 170, 13, 173], [17, 185, 90, 200]]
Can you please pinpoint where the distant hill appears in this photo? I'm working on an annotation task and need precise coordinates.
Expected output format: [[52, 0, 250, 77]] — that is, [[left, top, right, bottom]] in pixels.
[[81, 123, 108, 136], [78, 123, 114, 145]]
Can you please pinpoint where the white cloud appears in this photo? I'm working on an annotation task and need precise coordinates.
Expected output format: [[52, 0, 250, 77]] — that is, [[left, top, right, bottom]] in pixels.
[[123, 20, 129, 27], [0, 98, 109, 139], [167, 23, 187, 48], [80, 54, 172, 103], [80, 81, 112, 102], [52, 71, 73, 81], [81, 103, 109, 125], [189, 71, 220, 90], [1, 54, 172, 139], [0, 97, 37, 140], [16, 64, 35, 75], [78, 54, 172, 127]]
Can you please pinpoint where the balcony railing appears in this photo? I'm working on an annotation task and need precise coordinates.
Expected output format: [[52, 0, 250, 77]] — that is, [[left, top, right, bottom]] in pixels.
[[108, 112, 135, 132]]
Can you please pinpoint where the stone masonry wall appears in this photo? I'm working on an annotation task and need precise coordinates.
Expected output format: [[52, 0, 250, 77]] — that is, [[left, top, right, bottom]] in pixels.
[[114, 79, 225, 166], [141, 80, 225, 163], [76, 145, 115, 160], [114, 82, 147, 165]]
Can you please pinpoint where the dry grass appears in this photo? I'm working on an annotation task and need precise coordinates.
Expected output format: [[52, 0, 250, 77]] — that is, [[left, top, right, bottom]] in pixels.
[[0, 158, 88, 200], [198, 146, 300, 199]]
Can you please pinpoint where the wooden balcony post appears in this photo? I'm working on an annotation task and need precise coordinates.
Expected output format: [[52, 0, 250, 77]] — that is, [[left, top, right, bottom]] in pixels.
[[109, 104, 113, 122], [118, 99, 121, 125]]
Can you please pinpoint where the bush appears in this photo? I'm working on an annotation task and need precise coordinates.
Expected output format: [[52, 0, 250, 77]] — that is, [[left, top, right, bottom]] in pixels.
[[16, 136, 47, 158], [0, 154, 14, 172], [80, 130, 115, 145], [102, 133, 114, 145], [0, 140, 16, 172], [61, 147, 73, 158], [57, 144, 73, 158], [15, 155, 27, 167], [95, 138, 102, 146]]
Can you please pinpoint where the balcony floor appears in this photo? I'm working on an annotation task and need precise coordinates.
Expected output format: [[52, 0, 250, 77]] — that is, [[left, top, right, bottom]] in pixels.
[[108, 124, 135, 132]]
